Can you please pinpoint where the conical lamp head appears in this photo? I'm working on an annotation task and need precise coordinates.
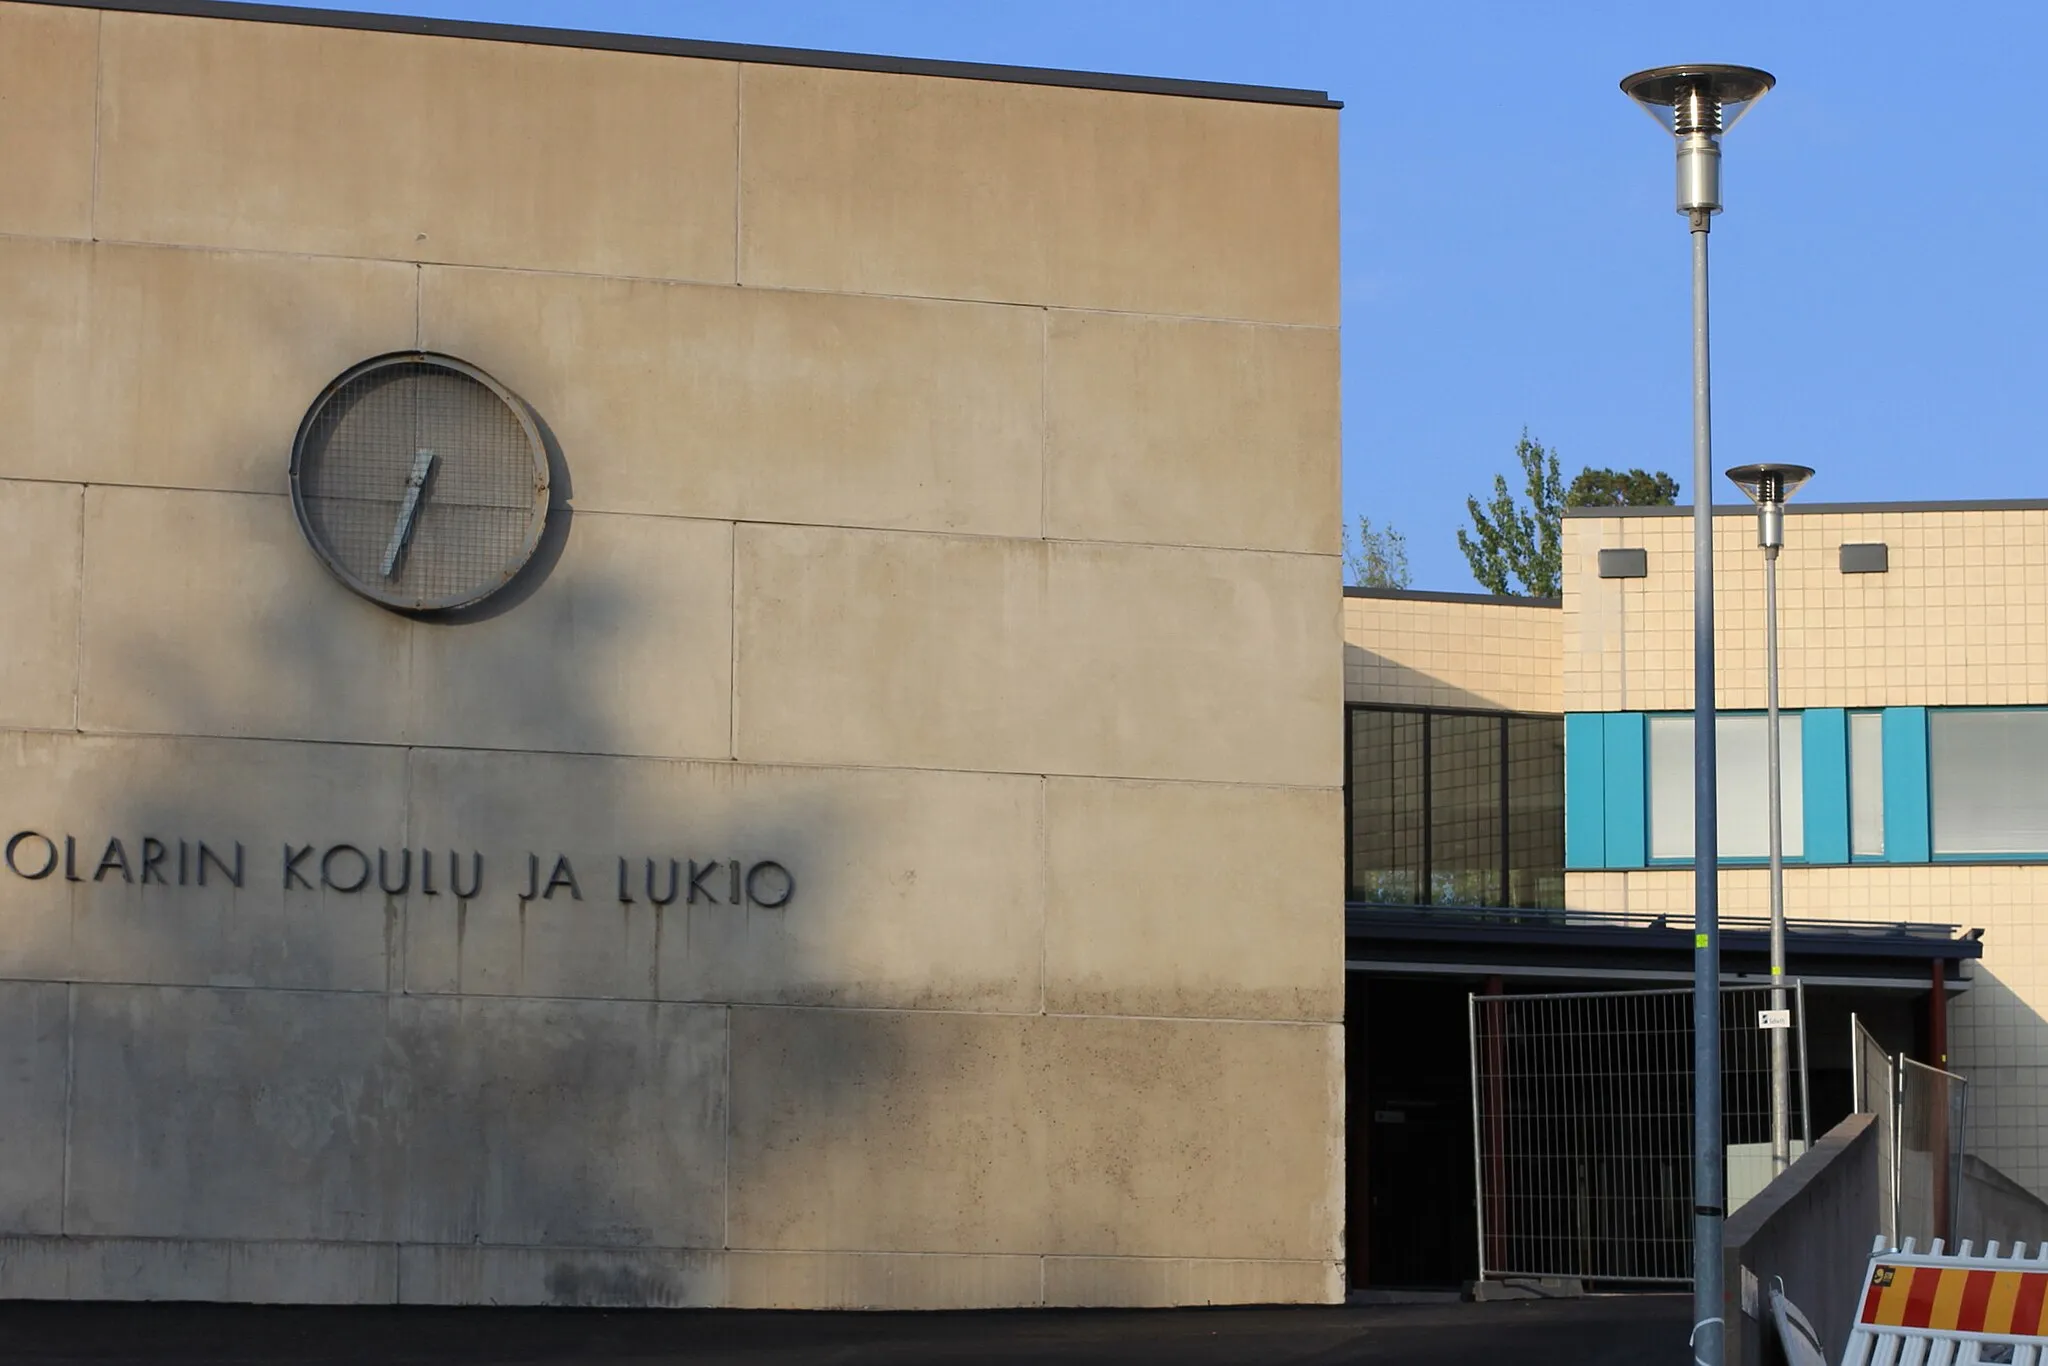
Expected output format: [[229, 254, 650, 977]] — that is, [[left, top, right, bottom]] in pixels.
[[1621, 65, 1776, 136], [1725, 463, 1815, 507]]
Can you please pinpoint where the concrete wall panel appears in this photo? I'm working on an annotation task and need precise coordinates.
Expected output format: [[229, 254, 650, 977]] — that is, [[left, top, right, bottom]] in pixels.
[[0, 1234, 399, 1303], [724, 1251, 1042, 1310], [0, 3, 98, 240], [0, 731, 406, 993], [77, 487, 413, 745], [1043, 778, 1341, 1021], [1046, 313, 1340, 554], [391, 997, 726, 1249], [739, 65, 1338, 324], [735, 525, 1341, 786], [77, 489, 736, 760], [0, 480, 83, 730], [421, 267, 1044, 536], [96, 13, 739, 281], [728, 1010, 1342, 1264], [0, 241, 415, 497], [1036, 1016, 1342, 1260], [405, 512, 735, 761], [0, 240, 417, 494], [395, 1244, 722, 1307], [0, 983, 69, 1235], [403, 750, 1043, 1011], [726, 1007, 1051, 1254], [66, 985, 403, 1243], [1043, 1256, 1340, 1307]]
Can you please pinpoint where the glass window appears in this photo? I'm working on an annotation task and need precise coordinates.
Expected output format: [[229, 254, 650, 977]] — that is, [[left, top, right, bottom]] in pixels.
[[1930, 710, 2048, 855], [1648, 714, 1805, 860], [1349, 709, 1424, 902], [1850, 711, 1885, 858], [1429, 714, 1502, 906], [1346, 707, 1564, 908], [1506, 716, 1566, 909]]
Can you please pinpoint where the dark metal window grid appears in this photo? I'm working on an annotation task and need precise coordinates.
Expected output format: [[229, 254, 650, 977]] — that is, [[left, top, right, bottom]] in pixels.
[[1345, 705, 1566, 911]]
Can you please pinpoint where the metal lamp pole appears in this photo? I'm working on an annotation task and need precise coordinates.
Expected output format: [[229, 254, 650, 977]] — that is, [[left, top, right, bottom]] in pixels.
[[1728, 462, 1814, 1179], [1621, 64, 1775, 1366]]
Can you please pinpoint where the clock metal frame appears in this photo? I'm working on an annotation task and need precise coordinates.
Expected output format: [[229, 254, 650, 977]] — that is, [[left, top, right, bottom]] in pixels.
[[288, 352, 551, 615]]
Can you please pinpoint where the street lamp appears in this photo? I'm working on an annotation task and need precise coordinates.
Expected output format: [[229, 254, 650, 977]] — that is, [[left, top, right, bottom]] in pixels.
[[1728, 462, 1815, 1182], [1621, 63, 1775, 1366]]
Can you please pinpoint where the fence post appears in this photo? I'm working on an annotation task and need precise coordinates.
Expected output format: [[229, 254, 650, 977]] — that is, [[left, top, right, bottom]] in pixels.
[[1481, 976, 1509, 1275]]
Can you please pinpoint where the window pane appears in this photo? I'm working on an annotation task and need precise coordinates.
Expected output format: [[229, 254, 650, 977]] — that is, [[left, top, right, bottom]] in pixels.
[[1429, 714, 1503, 905], [1648, 714, 1805, 859], [1850, 711, 1885, 857], [1930, 711, 2048, 854], [1506, 716, 1565, 908], [1349, 710, 1424, 901]]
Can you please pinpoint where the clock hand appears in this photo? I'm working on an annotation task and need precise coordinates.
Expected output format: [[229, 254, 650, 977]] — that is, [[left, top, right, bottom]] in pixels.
[[381, 447, 438, 580]]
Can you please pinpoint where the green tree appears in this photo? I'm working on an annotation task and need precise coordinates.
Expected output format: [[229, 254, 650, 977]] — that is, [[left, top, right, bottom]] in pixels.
[[1343, 515, 1411, 589], [1458, 430, 1565, 597], [1566, 466, 1681, 508]]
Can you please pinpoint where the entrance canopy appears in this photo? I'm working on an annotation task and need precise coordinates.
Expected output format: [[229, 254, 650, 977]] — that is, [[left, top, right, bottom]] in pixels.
[[1345, 903, 1982, 994]]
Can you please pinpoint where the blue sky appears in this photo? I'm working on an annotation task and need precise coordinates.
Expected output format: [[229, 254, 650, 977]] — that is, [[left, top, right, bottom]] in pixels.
[[275, 0, 2048, 590]]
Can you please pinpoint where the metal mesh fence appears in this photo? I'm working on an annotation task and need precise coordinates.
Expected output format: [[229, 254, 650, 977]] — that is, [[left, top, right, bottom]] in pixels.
[[1850, 1013, 1898, 1248], [1898, 1057, 1968, 1249], [1468, 983, 1810, 1284]]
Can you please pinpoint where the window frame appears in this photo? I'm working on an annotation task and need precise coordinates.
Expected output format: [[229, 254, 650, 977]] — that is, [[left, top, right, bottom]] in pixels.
[[1643, 709, 1810, 868], [1848, 709, 1886, 862], [1927, 706, 2048, 862], [1343, 702, 1564, 909]]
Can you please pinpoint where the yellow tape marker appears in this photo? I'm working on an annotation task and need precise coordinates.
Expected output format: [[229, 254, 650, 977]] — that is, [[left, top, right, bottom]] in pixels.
[[1696, 933, 1710, 948]]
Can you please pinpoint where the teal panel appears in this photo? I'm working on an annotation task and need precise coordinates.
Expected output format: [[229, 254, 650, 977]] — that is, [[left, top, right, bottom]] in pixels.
[[1564, 713, 1606, 869], [1882, 707, 1931, 863], [1802, 708, 1850, 865], [1602, 712, 1648, 869]]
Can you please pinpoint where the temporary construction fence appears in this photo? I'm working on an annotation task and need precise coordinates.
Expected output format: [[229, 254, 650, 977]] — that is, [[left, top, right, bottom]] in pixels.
[[1843, 1235, 2048, 1365], [1855, 1012, 1971, 1250], [1468, 982, 1810, 1285], [1853, 1014, 1900, 1249]]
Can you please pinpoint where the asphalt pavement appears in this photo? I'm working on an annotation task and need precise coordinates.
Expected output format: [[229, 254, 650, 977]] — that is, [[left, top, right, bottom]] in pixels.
[[0, 1295, 1694, 1365]]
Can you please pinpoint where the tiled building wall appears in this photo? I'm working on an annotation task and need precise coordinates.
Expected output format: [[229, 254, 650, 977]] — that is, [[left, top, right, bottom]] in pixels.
[[1564, 509, 2048, 713], [1566, 506, 2048, 1202], [1345, 594, 1561, 713]]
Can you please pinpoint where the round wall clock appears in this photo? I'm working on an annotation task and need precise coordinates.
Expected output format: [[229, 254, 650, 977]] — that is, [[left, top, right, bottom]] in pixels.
[[289, 352, 550, 613]]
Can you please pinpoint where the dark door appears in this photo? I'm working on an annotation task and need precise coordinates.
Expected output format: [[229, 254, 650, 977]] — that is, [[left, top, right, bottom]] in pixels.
[[1358, 976, 1479, 1287]]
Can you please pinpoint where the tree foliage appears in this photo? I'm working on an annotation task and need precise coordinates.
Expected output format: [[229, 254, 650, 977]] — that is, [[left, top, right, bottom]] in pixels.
[[1343, 515, 1411, 589], [1458, 435, 1682, 597], [1458, 431, 1566, 598], [1566, 467, 1681, 509]]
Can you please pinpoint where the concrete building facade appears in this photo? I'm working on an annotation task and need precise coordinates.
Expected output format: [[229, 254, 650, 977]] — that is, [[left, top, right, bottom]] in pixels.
[[0, 1, 1345, 1307]]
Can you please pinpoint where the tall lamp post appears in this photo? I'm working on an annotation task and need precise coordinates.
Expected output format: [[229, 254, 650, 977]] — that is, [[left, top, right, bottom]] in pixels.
[[1620, 63, 1775, 1366], [1727, 462, 1814, 1181]]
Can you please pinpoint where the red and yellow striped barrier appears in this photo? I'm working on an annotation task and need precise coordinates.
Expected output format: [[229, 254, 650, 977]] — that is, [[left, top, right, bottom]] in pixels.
[[1860, 1260, 2048, 1337], [1843, 1237, 2048, 1366]]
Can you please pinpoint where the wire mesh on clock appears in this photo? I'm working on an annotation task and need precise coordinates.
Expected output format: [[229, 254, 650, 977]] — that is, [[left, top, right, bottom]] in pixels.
[[291, 355, 548, 611]]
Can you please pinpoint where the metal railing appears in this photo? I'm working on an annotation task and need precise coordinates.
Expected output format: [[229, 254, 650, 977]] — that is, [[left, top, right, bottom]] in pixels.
[[1468, 983, 1809, 1285]]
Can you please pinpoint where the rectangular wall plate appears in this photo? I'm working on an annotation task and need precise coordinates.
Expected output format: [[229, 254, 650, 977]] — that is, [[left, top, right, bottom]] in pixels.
[[1597, 547, 1648, 579]]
